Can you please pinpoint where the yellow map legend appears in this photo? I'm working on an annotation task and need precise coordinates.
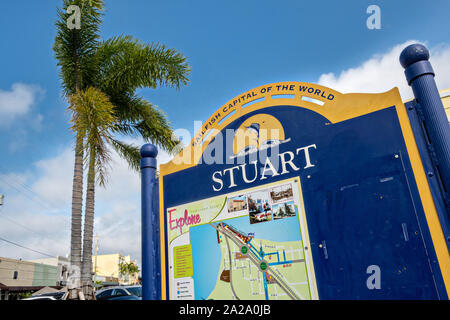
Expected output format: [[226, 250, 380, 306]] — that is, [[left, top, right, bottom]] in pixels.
[[173, 245, 194, 279]]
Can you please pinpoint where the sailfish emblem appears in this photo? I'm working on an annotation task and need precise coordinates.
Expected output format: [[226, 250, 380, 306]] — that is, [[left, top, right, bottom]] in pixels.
[[243, 122, 261, 151], [232, 114, 290, 158]]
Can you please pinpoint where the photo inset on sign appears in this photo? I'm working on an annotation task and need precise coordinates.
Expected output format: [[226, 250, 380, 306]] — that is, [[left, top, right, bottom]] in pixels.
[[273, 201, 297, 220], [248, 190, 272, 224], [270, 184, 294, 204], [227, 195, 248, 213]]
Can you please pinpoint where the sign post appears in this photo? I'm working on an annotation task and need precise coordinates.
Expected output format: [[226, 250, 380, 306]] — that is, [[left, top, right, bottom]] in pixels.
[[400, 43, 450, 211], [140, 144, 159, 300]]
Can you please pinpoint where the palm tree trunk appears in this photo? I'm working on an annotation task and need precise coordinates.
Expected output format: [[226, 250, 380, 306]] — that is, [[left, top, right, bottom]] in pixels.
[[69, 27, 84, 300], [81, 149, 96, 299], [70, 133, 84, 299]]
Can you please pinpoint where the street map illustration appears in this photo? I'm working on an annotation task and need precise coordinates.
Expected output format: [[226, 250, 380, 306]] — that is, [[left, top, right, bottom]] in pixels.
[[167, 178, 316, 300]]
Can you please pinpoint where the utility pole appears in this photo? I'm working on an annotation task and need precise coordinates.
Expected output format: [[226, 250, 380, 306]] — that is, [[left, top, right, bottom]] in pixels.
[[0, 194, 4, 206]]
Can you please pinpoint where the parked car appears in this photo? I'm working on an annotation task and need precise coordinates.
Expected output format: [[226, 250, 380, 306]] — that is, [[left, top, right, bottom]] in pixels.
[[107, 295, 140, 300], [22, 292, 68, 300], [95, 285, 142, 300], [22, 296, 58, 301]]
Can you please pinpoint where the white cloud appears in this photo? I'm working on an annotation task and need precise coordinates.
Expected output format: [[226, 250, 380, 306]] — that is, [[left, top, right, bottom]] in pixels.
[[0, 83, 44, 126], [0, 149, 73, 260], [94, 203, 141, 264], [318, 40, 450, 100], [32, 148, 74, 208], [94, 138, 174, 265], [0, 210, 71, 261]]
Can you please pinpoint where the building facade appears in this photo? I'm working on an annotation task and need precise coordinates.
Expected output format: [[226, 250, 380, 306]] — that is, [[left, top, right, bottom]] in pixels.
[[92, 253, 139, 285], [29, 256, 70, 286], [441, 89, 450, 122], [0, 257, 59, 300]]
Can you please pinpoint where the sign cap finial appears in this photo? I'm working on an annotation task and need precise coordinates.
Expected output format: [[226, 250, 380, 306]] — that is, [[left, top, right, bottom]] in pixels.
[[400, 43, 430, 69], [140, 143, 158, 159]]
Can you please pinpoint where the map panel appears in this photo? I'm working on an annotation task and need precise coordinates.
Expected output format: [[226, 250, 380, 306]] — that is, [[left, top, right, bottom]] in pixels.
[[166, 177, 317, 300]]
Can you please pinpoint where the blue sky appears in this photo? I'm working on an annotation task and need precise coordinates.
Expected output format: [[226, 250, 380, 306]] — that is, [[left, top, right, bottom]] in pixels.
[[0, 0, 449, 263], [1, 0, 449, 171]]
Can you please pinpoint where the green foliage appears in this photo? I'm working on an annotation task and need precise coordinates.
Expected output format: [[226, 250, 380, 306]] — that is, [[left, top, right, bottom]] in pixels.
[[69, 87, 116, 186], [54, 0, 104, 94], [19, 292, 32, 299], [54, 0, 189, 170], [119, 261, 139, 276], [96, 35, 190, 93]]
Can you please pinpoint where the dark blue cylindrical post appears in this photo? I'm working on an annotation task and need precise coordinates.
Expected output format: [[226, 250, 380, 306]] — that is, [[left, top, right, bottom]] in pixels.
[[141, 144, 158, 300], [400, 44, 450, 205]]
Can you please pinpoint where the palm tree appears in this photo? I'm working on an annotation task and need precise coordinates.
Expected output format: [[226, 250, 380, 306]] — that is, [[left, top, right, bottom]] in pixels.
[[54, 0, 103, 299], [119, 260, 140, 284], [54, 0, 190, 299]]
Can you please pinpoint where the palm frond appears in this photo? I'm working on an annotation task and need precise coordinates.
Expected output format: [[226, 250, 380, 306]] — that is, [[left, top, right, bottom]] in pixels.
[[68, 86, 117, 186], [109, 93, 180, 153], [54, 0, 104, 94], [110, 139, 141, 172], [56, 0, 190, 184], [95, 35, 191, 94]]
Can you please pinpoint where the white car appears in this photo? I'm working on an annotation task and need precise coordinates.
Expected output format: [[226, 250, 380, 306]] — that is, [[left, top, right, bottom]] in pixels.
[[22, 292, 68, 300], [95, 285, 142, 300]]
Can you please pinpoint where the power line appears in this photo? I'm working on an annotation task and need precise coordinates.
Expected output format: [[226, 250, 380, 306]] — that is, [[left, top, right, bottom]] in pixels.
[[0, 174, 57, 211], [0, 194, 71, 233], [0, 215, 39, 236], [0, 207, 66, 259], [0, 163, 66, 212], [0, 207, 44, 237], [0, 174, 72, 230], [0, 235, 55, 258]]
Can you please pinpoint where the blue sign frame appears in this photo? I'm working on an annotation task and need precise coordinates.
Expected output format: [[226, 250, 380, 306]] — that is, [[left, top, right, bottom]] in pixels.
[[155, 82, 449, 300]]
